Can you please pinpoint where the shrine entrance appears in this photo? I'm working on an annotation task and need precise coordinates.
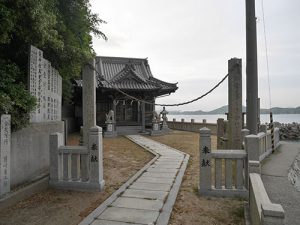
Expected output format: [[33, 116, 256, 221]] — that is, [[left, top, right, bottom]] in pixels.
[[116, 100, 139, 126]]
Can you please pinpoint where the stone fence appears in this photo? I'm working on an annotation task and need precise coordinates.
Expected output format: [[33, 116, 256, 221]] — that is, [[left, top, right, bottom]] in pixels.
[[245, 128, 280, 173], [198, 128, 248, 199], [49, 126, 105, 191], [167, 119, 217, 134], [249, 173, 285, 225]]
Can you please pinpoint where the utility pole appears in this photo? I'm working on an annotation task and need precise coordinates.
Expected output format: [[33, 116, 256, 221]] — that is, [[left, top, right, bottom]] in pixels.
[[246, 0, 258, 134]]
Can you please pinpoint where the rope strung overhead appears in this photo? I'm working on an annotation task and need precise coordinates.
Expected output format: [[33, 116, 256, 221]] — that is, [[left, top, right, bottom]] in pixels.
[[88, 63, 228, 107]]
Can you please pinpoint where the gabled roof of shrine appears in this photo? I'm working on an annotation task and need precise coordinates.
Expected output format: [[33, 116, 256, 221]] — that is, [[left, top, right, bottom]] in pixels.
[[75, 56, 178, 95]]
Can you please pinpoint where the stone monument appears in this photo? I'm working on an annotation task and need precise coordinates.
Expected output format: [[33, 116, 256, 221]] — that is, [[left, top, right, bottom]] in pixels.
[[28, 45, 62, 123], [227, 58, 242, 149], [0, 114, 11, 196]]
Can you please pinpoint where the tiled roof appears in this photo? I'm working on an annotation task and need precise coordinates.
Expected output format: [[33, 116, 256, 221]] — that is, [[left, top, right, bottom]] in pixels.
[[76, 56, 178, 95]]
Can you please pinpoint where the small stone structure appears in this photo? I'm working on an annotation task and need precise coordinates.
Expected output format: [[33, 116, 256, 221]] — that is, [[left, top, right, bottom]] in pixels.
[[104, 110, 117, 137], [0, 114, 11, 196], [150, 111, 161, 136], [49, 126, 105, 191], [160, 107, 170, 133], [199, 127, 248, 198], [28, 45, 62, 123]]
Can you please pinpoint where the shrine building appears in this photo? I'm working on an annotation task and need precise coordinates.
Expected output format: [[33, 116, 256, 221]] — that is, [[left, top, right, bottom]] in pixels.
[[74, 56, 178, 132]]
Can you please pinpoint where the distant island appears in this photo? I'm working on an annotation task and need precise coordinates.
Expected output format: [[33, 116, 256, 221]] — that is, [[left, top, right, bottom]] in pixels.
[[169, 105, 300, 115]]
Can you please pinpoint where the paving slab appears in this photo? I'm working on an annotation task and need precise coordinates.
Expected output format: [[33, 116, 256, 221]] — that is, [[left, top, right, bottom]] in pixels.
[[98, 207, 159, 225], [150, 164, 180, 169], [142, 172, 177, 178], [129, 182, 171, 191], [111, 197, 164, 211], [91, 219, 143, 225], [121, 189, 168, 201], [146, 167, 178, 173], [80, 135, 189, 225], [136, 176, 174, 184]]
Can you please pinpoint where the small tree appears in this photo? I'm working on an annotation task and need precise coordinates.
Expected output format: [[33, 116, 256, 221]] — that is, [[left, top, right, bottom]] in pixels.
[[0, 60, 36, 131]]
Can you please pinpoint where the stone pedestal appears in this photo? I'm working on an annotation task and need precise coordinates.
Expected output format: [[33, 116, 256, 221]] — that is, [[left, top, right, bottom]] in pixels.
[[104, 122, 117, 138], [150, 122, 161, 136]]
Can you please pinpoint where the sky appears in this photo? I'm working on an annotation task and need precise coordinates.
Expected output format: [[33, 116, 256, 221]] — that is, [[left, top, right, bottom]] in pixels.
[[90, 0, 300, 111]]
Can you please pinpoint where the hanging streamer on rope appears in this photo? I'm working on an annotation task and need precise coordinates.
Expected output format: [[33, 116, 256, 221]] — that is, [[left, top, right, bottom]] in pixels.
[[261, 0, 275, 152], [88, 63, 228, 107]]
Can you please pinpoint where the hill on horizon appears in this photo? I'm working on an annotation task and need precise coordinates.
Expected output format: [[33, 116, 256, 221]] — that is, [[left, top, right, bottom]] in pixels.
[[169, 105, 300, 115]]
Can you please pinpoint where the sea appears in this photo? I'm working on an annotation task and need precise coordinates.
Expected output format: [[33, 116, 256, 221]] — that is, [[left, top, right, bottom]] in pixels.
[[168, 114, 300, 124]]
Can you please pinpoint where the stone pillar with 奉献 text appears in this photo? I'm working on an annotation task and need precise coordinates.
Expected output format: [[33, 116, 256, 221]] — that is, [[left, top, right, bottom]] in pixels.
[[199, 127, 212, 195]]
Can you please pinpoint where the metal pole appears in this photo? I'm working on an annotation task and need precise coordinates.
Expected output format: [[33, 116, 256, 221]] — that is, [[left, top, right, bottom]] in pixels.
[[246, 0, 258, 134]]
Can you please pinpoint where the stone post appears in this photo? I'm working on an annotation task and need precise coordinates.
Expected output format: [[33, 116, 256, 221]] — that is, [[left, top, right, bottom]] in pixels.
[[191, 119, 195, 123], [199, 127, 212, 195], [82, 59, 96, 146], [173, 118, 176, 122], [49, 132, 64, 181], [217, 118, 225, 149], [245, 134, 261, 174], [0, 114, 11, 196], [202, 119, 207, 124], [181, 119, 184, 123], [228, 58, 243, 149], [88, 126, 105, 190]]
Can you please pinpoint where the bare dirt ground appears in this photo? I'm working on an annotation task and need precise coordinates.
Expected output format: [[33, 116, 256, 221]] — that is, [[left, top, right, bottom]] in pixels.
[[0, 134, 153, 225], [148, 130, 245, 225], [0, 130, 244, 225]]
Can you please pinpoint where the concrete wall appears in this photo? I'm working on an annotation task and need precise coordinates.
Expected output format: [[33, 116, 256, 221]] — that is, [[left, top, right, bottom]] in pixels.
[[167, 121, 217, 134], [11, 121, 64, 188]]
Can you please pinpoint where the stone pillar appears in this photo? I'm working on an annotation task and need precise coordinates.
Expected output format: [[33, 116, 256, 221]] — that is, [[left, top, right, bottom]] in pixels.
[[217, 118, 225, 149], [228, 58, 243, 149], [0, 114, 11, 196], [49, 132, 64, 181], [141, 102, 145, 133], [181, 119, 185, 123], [88, 126, 105, 190], [241, 129, 250, 144], [82, 59, 96, 146], [173, 118, 176, 122], [191, 119, 195, 123], [202, 119, 207, 124], [245, 134, 261, 174], [199, 127, 212, 195]]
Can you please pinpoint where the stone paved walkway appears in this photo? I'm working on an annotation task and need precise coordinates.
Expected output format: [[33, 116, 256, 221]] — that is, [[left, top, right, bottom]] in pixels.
[[79, 135, 189, 225]]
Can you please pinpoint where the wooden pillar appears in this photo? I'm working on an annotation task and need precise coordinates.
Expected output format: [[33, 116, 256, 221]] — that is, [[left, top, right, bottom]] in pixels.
[[141, 102, 145, 132]]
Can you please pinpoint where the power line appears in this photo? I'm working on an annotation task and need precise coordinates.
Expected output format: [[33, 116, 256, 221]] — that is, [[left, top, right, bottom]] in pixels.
[[261, 0, 272, 111], [88, 63, 228, 107]]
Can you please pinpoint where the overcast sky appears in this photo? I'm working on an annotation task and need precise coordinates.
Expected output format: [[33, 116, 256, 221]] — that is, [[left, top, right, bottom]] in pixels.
[[90, 0, 300, 111]]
